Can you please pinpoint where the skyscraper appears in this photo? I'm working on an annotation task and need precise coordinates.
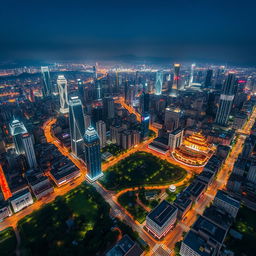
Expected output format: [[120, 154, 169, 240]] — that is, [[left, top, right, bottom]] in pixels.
[[57, 75, 69, 114], [204, 69, 213, 88], [9, 119, 28, 154], [96, 120, 106, 148], [141, 113, 150, 139], [164, 107, 181, 131], [215, 73, 236, 126], [22, 133, 37, 169], [140, 92, 150, 113], [84, 115, 91, 129], [155, 71, 163, 95], [188, 64, 196, 87], [96, 79, 102, 100], [103, 97, 115, 119], [77, 79, 84, 104], [41, 66, 52, 97], [124, 80, 129, 103], [172, 64, 181, 91], [69, 96, 85, 158], [84, 126, 103, 182]]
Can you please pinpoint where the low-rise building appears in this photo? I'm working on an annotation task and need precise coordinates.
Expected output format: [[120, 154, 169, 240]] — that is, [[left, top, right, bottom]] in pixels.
[[148, 137, 169, 155], [0, 201, 12, 220], [105, 234, 143, 256], [173, 192, 192, 219], [213, 190, 240, 218], [180, 230, 219, 256], [185, 180, 207, 202], [10, 188, 33, 213], [145, 200, 177, 239]]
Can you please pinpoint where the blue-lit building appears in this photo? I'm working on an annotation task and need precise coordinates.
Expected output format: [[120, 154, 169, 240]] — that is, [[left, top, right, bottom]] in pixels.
[[69, 96, 85, 158], [9, 119, 28, 154], [215, 73, 236, 125], [141, 112, 150, 139], [155, 71, 163, 95], [84, 126, 103, 182], [41, 66, 52, 97]]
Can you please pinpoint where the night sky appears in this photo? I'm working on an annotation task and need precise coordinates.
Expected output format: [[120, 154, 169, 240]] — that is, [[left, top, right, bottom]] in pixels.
[[1, 0, 256, 64]]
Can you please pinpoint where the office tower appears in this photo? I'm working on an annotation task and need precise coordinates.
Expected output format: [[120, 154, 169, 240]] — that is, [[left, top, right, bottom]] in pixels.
[[215, 73, 236, 125], [69, 96, 85, 158], [96, 79, 102, 100], [204, 69, 213, 88], [96, 120, 106, 148], [84, 115, 91, 129], [188, 64, 195, 87], [164, 107, 181, 131], [168, 128, 184, 151], [155, 71, 163, 95], [93, 65, 97, 80], [9, 119, 28, 154], [77, 79, 84, 104], [57, 75, 69, 114], [84, 126, 103, 182], [22, 133, 37, 169], [92, 106, 103, 125], [140, 92, 150, 113], [172, 64, 181, 91], [124, 80, 129, 103], [103, 97, 115, 119], [41, 66, 52, 97], [141, 113, 150, 139]]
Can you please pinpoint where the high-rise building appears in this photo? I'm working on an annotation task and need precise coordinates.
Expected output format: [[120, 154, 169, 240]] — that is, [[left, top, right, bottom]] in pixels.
[[215, 73, 236, 125], [57, 75, 69, 114], [188, 64, 195, 87], [22, 133, 37, 169], [164, 107, 181, 131], [84, 126, 103, 182], [41, 66, 52, 97], [204, 69, 213, 88], [10, 119, 28, 154], [96, 79, 102, 100], [168, 128, 184, 151], [84, 115, 91, 129], [141, 113, 150, 139], [155, 71, 163, 95], [103, 97, 115, 119], [140, 92, 150, 113], [77, 79, 84, 104], [172, 64, 181, 91], [96, 120, 106, 148], [124, 80, 129, 103], [69, 96, 85, 158]]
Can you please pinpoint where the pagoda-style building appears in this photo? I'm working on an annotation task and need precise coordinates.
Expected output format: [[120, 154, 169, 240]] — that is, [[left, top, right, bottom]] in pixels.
[[172, 132, 215, 167]]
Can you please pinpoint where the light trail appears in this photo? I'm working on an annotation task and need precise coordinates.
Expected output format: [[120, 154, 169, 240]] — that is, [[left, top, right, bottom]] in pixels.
[[0, 164, 12, 200]]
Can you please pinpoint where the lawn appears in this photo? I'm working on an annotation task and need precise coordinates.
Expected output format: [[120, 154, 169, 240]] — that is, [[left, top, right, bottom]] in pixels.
[[102, 144, 124, 156], [101, 151, 187, 191], [225, 206, 256, 256], [0, 227, 16, 256], [18, 184, 118, 256], [118, 191, 148, 224]]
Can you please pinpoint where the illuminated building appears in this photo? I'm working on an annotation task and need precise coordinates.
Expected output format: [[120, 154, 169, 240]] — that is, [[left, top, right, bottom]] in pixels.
[[77, 79, 84, 104], [9, 119, 28, 154], [172, 64, 181, 94], [41, 66, 52, 97], [84, 126, 103, 182], [164, 107, 181, 131], [172, 132, 215, 166], [57, 75, 69, 114], [69, 96, 85, 158], [155, 71, 163, 95], [10, 188, 33, 213], [145, 200, 177, 239], [168, 128, 183, 151], [22, 133, 37, 169], [96, 120, 106, 148], [0, 202, 12, 221], [141, 112, 150, 139], [188, 63, 195, 87], [215, 73, 236, 125], [96, 79, 102, 100]]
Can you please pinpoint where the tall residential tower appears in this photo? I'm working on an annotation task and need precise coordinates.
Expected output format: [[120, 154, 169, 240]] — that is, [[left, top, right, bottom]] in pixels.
[[57, 75, 69, 114]]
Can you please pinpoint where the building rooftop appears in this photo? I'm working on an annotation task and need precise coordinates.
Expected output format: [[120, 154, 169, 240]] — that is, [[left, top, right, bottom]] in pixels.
[[215, 190, 240, 208], [183, 230, 218, 256], [192, 215, 227, 244], [105, 234, 143, 256], [170, 127, 183, 135], [10, 188, 30, 201], [147, 200, 177, 227], [185, 180, 206, 198]]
